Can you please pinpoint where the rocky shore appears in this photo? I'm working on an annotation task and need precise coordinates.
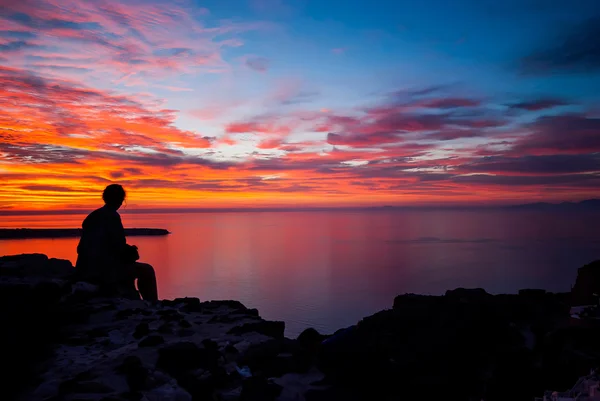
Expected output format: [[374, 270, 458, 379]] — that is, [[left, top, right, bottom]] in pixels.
[[2, 254, 599, 401]]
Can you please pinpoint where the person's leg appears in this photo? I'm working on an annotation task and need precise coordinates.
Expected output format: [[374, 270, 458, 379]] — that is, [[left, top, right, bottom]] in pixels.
[[133, 262, 158, 301]]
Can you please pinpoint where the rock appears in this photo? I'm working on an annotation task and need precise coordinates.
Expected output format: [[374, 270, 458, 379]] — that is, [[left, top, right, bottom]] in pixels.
[[157, 309, 184, 322], [178, 297, 202, 312], [178, 319, 192, 328], [240, 377, 283, 401], [177, 370, 219, 400], [117, 356, 149, 391], [445, 287, 491, 301], [297, 328, 325, 349], [115, 308, 151, 320], [228, 321, 285, 338], [145, 383, 192, 401], [133, 322, 150, 339], [209, 314, 244, 324], [0, 253, 49, 274], [60, 380, 115, 394], [158, 322, 173, 334], [177, 329, 195, 337], [225, 344, 240, 355], [519, 289, 547, 298], [121, 391, 144, 401], [139, 335, 165, 347], [237, 339, 302, 378], [157, 342, 218, 376], [47, 258, 75, 278], [3, 252, 593, 401], [71, 281, 100, 296], [87, 327, 109, 339], [218, 386, 242, 401], [204, 300, 248, 311], [117, 355, 142, 372], [246, 308, 260, 317], [33, 281, 64, 303], [108, 330, 126, 345], [202, 338, 219, 352], [571, 260, 600, 305]]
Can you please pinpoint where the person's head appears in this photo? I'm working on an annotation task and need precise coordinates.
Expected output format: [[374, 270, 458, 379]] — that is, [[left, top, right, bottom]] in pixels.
[[103, 184, 126, 210]]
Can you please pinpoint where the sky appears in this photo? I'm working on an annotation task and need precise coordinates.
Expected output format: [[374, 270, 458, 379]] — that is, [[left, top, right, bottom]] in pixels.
[[0, 0, 599, 210]]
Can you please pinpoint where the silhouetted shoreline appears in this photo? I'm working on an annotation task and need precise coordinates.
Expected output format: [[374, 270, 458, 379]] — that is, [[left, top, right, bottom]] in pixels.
[[0, 228, 170, 240], [0, 198, 599, 216]]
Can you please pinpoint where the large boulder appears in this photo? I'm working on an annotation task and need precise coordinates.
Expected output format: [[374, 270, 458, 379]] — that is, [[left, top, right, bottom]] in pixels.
[[318, 290, 572, 401], [228, 321, 285, 338], [571, 260, 600, 306]]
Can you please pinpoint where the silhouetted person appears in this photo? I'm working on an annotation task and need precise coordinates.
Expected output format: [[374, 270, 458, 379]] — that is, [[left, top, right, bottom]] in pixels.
[[76, 184, 158, 301]]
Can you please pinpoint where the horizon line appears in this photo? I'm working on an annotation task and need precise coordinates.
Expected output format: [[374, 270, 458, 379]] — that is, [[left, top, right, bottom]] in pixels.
[[1, 199, 598, 216]]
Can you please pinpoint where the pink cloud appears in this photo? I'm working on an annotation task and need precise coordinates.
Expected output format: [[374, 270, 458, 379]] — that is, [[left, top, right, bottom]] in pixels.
[[0, 0, 265, 86]]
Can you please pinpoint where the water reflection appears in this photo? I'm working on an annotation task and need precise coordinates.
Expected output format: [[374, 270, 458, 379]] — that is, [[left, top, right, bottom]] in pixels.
[[1, 211, 598, 336]]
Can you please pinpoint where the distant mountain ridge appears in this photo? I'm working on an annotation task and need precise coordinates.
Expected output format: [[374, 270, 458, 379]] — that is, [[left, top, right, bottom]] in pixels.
[[505, 199, 600, 211], [1, 199, 599, 215]]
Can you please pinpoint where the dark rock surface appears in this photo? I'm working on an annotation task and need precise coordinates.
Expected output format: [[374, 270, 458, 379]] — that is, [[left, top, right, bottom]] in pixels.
[[2, 253, 599, 401], [314, 287, 598, 400], [1, 254, 322, 401], [572, 260, 600, 306]]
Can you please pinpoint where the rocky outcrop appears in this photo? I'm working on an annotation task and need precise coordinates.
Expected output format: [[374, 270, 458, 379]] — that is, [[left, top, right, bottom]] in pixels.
[[2, 253, 600, 401], [1, 255, 325, 401], [314, 288, 600, 401], [572, 260, 600, 306]]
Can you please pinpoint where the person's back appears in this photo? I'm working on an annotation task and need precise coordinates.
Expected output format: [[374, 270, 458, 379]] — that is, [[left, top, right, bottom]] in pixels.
[[76, 205, 126, 284]]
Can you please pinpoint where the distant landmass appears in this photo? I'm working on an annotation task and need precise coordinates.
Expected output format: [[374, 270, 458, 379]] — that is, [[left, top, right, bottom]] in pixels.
[[0, 199, 599, 216], [370, 199, 600, 211], [504, 199, 600, 211], [0, 228, 170, 240]]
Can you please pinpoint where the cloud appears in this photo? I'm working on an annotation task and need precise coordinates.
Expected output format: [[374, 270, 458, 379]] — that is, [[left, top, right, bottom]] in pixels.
[[327, 132, 402, 146], [245, 56, 270, 72], [0, 0, 266, 84], [452, 173, 600, 187], [1, 10, 599, 214], [0, 66, 210, 150], [0, 40, 41, 52], [421, 98, 480, 109], [512, 114, 600, 154], [461, 154, 600, 174], [20, 185, 79, 192], [509, 98, 568, 111], [520, 16, 600, 74], [425, 129, 483, 141], [279, 91, 319, 106], [0, 30, 37, 39]]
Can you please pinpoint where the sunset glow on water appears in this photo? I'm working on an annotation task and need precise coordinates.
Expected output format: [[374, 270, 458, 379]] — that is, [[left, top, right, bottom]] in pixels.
[[2, 210, 599, 336]]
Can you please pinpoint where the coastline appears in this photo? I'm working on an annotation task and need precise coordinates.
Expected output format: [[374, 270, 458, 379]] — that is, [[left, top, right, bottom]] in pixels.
[[1, 253, 599, 401], [0, 228, 171, 240]]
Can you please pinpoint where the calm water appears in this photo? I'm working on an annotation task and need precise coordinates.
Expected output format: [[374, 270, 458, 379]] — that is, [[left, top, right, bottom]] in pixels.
[[1, 210, 599, 336]]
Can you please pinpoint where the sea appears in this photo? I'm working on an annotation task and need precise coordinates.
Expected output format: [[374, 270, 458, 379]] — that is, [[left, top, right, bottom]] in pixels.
[[1, 210, 599, 336]]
